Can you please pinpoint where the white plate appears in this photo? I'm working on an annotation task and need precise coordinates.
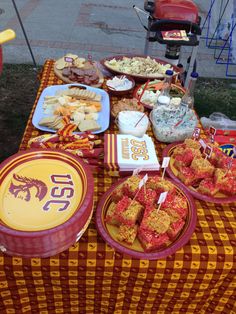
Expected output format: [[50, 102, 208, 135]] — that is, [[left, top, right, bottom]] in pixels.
[[32, 83, 110, 134]]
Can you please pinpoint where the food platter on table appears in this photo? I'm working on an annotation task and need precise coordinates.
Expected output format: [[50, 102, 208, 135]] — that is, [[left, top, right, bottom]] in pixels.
[[162, 141, 236, 204], [32, 83, 110, 134], [96, 174, 197, 260], [100, 54, 181, 82], [54, 54, 104, 88], [133, 80, 185, 109]]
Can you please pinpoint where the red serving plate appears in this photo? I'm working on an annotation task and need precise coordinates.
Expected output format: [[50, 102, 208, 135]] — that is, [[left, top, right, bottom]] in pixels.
[[100, 54, 180, 82], [162, 142, 236, 204], [0, 149, 94, 258], [96, 176, 197, 260]]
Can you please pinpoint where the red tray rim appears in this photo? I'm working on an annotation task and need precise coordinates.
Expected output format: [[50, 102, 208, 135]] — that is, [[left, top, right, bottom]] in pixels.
[[95, 175, 197, 260], [162, 142, 236, 204]]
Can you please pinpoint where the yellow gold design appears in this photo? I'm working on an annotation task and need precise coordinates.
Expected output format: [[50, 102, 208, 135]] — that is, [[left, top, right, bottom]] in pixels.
[[203, 233, 213, 240], [105, 259, 114, 267], [68, 260, 78, 266], [22, 306, 32, 313], [3, 300, 13, 305]]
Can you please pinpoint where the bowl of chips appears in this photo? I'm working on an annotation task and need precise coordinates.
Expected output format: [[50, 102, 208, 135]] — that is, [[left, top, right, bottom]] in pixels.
[[111, 97, 144, 119]]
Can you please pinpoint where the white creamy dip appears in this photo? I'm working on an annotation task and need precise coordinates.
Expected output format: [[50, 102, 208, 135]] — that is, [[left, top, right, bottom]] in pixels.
[[117, 111, 149, 137], [107, 76, 133, 91]]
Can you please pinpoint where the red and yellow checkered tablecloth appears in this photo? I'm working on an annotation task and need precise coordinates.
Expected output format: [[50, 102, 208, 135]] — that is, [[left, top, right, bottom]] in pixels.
[[0, 60, 235, 314]]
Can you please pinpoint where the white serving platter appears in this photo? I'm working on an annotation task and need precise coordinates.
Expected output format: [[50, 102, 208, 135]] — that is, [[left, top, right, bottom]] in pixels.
[[32, 83, 110, 134]]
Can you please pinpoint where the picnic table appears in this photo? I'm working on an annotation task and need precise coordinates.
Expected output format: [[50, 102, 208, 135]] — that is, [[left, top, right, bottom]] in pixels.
[[0, 60, 235, 314]]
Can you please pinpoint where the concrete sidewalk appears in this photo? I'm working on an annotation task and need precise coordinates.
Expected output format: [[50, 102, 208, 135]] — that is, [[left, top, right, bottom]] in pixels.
[[0, 0, 235, 78]]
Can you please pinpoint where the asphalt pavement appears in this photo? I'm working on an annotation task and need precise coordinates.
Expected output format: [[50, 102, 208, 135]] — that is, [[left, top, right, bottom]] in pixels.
[[0, 0, 235, 79]]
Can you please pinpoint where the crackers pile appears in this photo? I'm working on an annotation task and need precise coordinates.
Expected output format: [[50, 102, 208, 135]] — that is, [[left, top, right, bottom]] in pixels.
[[57, 88, 102, 102]]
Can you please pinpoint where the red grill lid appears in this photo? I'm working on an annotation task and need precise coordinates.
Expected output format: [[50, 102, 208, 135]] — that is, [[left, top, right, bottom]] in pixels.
[[153, 0, 199, 23]]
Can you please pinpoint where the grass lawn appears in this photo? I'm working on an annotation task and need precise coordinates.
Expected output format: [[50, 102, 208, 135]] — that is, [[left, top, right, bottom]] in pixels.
[[194, 78, 236, 120]]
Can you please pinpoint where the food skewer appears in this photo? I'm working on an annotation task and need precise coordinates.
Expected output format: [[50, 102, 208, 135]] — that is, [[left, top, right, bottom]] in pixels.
[[134, 113, 146, 128], [130, 174, 148, 206], [156, 191, 168, 214], [161, 157, 170, 179]]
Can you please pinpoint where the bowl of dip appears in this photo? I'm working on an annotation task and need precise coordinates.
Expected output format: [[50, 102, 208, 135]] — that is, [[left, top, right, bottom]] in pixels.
[[106, 75, 135, 95], [117, 111, 149, 137], [150, 106, 198, 143]]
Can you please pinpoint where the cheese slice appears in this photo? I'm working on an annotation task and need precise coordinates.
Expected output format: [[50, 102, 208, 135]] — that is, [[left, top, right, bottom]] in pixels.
[[79, 120, 101, 132]]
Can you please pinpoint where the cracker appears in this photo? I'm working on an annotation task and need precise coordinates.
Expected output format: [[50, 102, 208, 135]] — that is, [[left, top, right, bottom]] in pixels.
[[85, 113, 98, 120], [39, 116, 63, 130], [78, 57, 86, 63], [64, 53, 78, 60], [55, 58, 67, 70], [84, 106, 99, 113], [94, 94, 102, 102], [74, 57, 86, 68], [78, 120, 101, 132], [65, 89, 96, 100], [39, 116, 57, 126]]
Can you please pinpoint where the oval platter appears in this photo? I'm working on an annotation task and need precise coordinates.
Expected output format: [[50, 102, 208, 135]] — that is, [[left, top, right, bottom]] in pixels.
[[100, 54, 180, 82], [96, 176, 197, 260], [162, 142, 236, 204]]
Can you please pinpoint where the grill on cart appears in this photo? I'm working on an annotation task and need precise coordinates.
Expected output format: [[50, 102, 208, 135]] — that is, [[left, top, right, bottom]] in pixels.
[[135, 0, 202, 87]]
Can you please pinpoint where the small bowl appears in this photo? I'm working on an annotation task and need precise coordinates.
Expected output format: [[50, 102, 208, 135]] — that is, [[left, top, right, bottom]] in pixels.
[[106, 75, 135, 95], [117, 111, 149, 137], [111, 97, 144, 119]]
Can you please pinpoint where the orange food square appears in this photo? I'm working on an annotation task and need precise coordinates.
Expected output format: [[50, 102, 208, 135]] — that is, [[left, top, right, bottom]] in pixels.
[[117, 224, 138, 245]]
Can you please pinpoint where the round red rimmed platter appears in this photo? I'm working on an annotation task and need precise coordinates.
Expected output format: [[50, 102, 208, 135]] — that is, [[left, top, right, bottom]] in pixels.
[[96, 176, 197, 260], [162, 142, 236, 204], [0, 149, 94, 257], [133, 81, 185, 109], [100, 55, 180, 82]]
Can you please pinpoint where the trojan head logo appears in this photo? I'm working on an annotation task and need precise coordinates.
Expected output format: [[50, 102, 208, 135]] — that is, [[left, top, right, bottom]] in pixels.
[[9, 174, 48, 202]]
